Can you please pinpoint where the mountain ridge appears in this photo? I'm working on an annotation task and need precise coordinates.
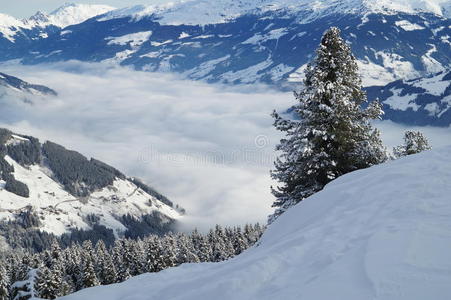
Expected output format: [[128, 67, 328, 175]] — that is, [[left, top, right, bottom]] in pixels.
[[0, 2, 449, 88], [0, 71, 57, 96], [97, 0, 451, 26], [0, 128, 183, 251]]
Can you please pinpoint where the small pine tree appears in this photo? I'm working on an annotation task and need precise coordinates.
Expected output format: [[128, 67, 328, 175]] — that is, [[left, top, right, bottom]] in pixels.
[[176, 234, 200, 264], [270, 27, 387, 223], [82, 260, 100, 288], [12, 268, 39, 300], [100, 254, 118, 285], [145, 236, 162, 273], [393, 130, 431, 158], [161, 235, 177, 269], [112, 240, 131, 282], [196, 235, 212, 262], [209, 229, 227, 262], [232, 227, 249, 256], [35, 266, 62, 299]]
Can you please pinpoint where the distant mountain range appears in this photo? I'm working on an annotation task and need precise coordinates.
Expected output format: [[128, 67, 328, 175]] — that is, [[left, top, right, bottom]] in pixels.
[[0, 1, 450, 127], [0, 128, 184, 251], [0, 1, 449, 88]]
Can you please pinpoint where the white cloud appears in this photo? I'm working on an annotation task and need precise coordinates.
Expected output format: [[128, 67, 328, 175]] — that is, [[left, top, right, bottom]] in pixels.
[[2, 61, 450, 231], [0, 61, 292, 231]]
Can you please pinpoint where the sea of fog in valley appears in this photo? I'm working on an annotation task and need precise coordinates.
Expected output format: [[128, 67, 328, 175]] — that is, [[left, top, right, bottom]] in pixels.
[[2, 61, 451, 230]]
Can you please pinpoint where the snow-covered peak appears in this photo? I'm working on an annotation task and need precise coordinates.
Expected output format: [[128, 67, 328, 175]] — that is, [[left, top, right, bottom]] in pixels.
[[97, 0, 450, 26], [1, 3, 116, 42], [0, 13, 27, 42], [22, 3, 115, 28], [46, 3, 116, 28], [28, 11, 50, 23], [0, 13, 24, 28]]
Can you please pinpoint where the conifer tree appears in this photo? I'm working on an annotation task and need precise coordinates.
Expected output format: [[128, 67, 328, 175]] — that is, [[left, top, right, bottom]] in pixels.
[[111, 241, 130, 282], [232, 227, 248, 255], [145, 236, 161, 273], [125, 239, 145, 276], [393, 130, 431, 158], [0, 223, 263, 298], [209, 229, 228, 262], [80, 240, 100, 289], [12, 268, 39, 300], [161, 235, 177, 269], [270, 27, 387, 223], [35, 266, 62, 299], [95, 241, 117, 285], [196, 235, 212, 262], [176, 234, 200, 264], [82, 260, 100, 288], [100, 254, 118, 285]]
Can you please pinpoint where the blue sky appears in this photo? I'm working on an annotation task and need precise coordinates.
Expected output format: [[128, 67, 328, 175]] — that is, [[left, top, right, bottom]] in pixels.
[[2, 0, 170, 18]]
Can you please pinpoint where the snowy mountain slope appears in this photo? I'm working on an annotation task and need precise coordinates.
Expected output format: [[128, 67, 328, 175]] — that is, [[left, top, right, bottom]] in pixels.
[[99, 0, 451, 25], [0, 3, 450, 130], [0, 129, 183, 249], [367, 70, 451, 126], [3, 8, 447, 88], [24, 3, 116, 28], [0, 13, 27, 43], [0, 71, 57, 96], [0, 2, 450, 88], [59, 146, 451, 300]]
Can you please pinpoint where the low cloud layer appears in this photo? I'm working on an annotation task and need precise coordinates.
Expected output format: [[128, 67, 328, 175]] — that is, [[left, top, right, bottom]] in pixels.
[[0, 61, 292, 230], [1, 61, 450, 231]]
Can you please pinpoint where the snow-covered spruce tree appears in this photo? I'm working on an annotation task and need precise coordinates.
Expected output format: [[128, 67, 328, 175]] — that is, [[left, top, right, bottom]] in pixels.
[[195, 235, 212, 263], [35, 266, 62, 299], [99, 253, 117, 285], [12, 268, 39, 300], [81, 259, 100, 289], [176, 234, 200, 264], [270, 27, 387, 223], [393, 130, 431, 158], [161, 234, 177, 269], [95, 241, 117, 285], [232, 227, 249, 256]]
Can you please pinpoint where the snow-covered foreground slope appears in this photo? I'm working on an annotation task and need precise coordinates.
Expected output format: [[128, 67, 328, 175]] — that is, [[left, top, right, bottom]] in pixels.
[[61, 146, 451, 300]]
